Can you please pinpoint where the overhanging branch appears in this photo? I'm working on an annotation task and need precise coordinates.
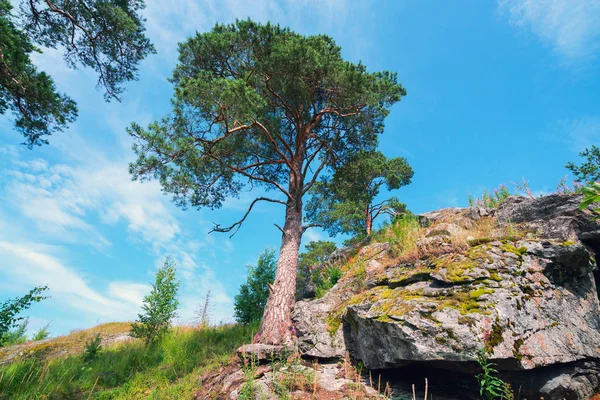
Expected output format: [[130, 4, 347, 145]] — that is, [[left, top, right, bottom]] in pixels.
[[210, 197, 286, 238]]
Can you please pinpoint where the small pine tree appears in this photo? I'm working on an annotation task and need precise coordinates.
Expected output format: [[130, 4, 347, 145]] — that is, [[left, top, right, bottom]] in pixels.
[[234, 249, 277, 325], [130, 257, 180, 344]]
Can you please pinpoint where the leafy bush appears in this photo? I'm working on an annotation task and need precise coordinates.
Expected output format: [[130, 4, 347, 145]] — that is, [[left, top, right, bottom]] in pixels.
[[296, 241, 337, 299], [468, 185, 512, 208], [1, 319, 29, 346], [579, 182, 600, 217], [0, 286, 48, 347], [32, 324, 50, 341], [234, 249, 276, 324], [83, 333, 102, 362], [314, 266, 343, 298], [130, 257, 180, 345], [476, 349, 513, 400]]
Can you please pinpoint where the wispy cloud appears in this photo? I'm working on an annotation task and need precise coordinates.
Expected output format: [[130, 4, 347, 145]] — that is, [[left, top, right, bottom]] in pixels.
[[556, 117, 600, 152], [499, 0, 600, 65], [0, 241, 138, 320]]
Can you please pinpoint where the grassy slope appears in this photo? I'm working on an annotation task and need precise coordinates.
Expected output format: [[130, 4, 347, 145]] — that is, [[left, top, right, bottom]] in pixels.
[[0, 323, 257, 399]]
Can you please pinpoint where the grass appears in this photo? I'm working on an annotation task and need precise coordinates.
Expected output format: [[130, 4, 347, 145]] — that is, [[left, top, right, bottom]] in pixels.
[[0, 322, 258, 399]]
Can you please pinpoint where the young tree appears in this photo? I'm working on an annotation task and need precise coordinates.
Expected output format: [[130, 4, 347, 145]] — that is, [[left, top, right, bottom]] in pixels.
[[130, 257, 180, 344], [296, 240, 337, 299], [566, 145, 600, 184], [129, 20, 405, 345], [234, 249, 277, 325], [306, 150, 413, 237], [0, 0, 155, 147], [0, 285, 48, 347]]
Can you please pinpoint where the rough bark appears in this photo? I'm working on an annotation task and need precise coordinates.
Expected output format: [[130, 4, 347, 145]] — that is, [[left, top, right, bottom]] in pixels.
[[365, 208, 372, 236], [255, 154, 305, 345]]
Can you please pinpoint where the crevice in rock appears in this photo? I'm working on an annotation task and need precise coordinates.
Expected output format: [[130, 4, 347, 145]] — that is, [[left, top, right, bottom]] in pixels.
[[580, 237, 600, 300], [368, 362, 480, 400]]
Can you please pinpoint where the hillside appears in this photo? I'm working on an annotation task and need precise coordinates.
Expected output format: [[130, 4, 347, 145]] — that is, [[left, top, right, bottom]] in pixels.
[[2, 194, 600, 400]]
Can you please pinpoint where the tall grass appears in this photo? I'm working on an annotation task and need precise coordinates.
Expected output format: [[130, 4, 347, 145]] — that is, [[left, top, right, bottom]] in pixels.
[[0, 323, 257, 399]]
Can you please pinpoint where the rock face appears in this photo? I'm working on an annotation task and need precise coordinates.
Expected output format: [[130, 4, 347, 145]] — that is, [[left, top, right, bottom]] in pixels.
[[293, 194, 600, 399]]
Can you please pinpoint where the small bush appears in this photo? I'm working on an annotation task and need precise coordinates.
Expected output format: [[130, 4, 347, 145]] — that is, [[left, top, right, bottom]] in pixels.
[[32, 324, 50, 341], [0, 286, 48, 347], [83, 333, 102, 362], [469, 184, 512, 208], [475, 349, 513, 400], [130, 257, 180, 345]]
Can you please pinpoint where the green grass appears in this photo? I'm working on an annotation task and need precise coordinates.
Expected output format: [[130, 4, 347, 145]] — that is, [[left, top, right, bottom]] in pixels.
[[0, 323, 257, 399]]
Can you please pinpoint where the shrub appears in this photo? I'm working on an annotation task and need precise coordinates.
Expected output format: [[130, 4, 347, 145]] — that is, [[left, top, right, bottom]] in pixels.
[[296, 241, 337, 299], [475, 349, 513, 400], [468, 184, 512, 208], [234, 249, 276, 324], [1, 319, 29, 346], [130, 257, 180, 345], [32, 323, 50, 341], [0, 286, 48, 347], [83, 333, 102, 362]]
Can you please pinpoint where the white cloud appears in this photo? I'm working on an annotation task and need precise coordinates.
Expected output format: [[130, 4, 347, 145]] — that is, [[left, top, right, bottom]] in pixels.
[[107, 282, 152, 308], [499, 0, 600, 64], [0, 241, 138, 320]]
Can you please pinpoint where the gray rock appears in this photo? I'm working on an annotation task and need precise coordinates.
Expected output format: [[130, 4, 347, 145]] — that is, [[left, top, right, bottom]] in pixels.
[[292, 194, 600, 399], [495, 194, 600, 241], [293, 294, 346, 359], [237, 344, 285, 361]]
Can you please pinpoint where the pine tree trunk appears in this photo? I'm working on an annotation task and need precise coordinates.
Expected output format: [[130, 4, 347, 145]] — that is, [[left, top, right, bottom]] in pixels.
[[255, 154, 305, 345], [365, 207, 372, 236]]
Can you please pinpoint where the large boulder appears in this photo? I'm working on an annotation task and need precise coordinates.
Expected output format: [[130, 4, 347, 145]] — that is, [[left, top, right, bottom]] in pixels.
[[293, 194, 600, 398]]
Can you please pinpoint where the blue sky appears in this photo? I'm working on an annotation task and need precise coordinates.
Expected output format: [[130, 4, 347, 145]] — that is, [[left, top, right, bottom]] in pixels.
[[1, 0, 599, 336]]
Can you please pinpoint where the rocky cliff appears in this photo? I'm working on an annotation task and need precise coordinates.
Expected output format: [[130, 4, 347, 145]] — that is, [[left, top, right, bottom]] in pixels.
[[293, 194, 600, 400]]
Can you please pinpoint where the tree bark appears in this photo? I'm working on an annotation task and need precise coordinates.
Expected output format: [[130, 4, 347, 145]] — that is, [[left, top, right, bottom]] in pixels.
[[255, 155, 305, 345], [365, 207, 372, 236]]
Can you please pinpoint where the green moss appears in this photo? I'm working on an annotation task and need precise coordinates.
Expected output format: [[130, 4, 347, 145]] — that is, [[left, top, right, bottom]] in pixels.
[[512, 338, 524, 361], [433, 256, 478, 284], [485, 318, 505, 354], [469, 288, 495, 300], [457, 316, 476, 327], [515, 299, 522, 311], [559, 241, 577, 247], [467, 237, 493, 246], [500, 243, 527, 257]]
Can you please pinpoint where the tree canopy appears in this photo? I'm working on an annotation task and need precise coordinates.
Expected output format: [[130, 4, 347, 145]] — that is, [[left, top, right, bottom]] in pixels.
[[0, 0, 154, 147], [567, 145, 600, 184], [306, 150, 413, 237], [129, 19, 405, 345]]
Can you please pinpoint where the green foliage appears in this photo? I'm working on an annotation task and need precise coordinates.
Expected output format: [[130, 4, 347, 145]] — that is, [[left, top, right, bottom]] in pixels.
[[128, 19, 405, 231], [468, 185, 512, 208], [296, 240, 337, 298], [0, 0, 154, 147], [314, 266, 343, 298], [579, 181, 600, 217], [234, 249, 277, 324], [566, 145, 600, 184], [32, 323, 50, 341], [1, 318, 29, 346], [0, 323, 256, 399], [476, 349, 513, 400], [130, 258, 180, 345], [306, 150, 413, 237], [0, 285, 48, 347], [83, 333, 102, 362]]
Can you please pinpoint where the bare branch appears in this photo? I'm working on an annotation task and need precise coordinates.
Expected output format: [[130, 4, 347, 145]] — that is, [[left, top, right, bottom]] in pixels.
[[210, 197, 286, 238]]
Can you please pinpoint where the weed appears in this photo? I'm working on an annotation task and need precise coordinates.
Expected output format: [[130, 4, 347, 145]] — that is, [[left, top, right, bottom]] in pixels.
[[83, 333, 102, 363], [475, 348, 513, 400]]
